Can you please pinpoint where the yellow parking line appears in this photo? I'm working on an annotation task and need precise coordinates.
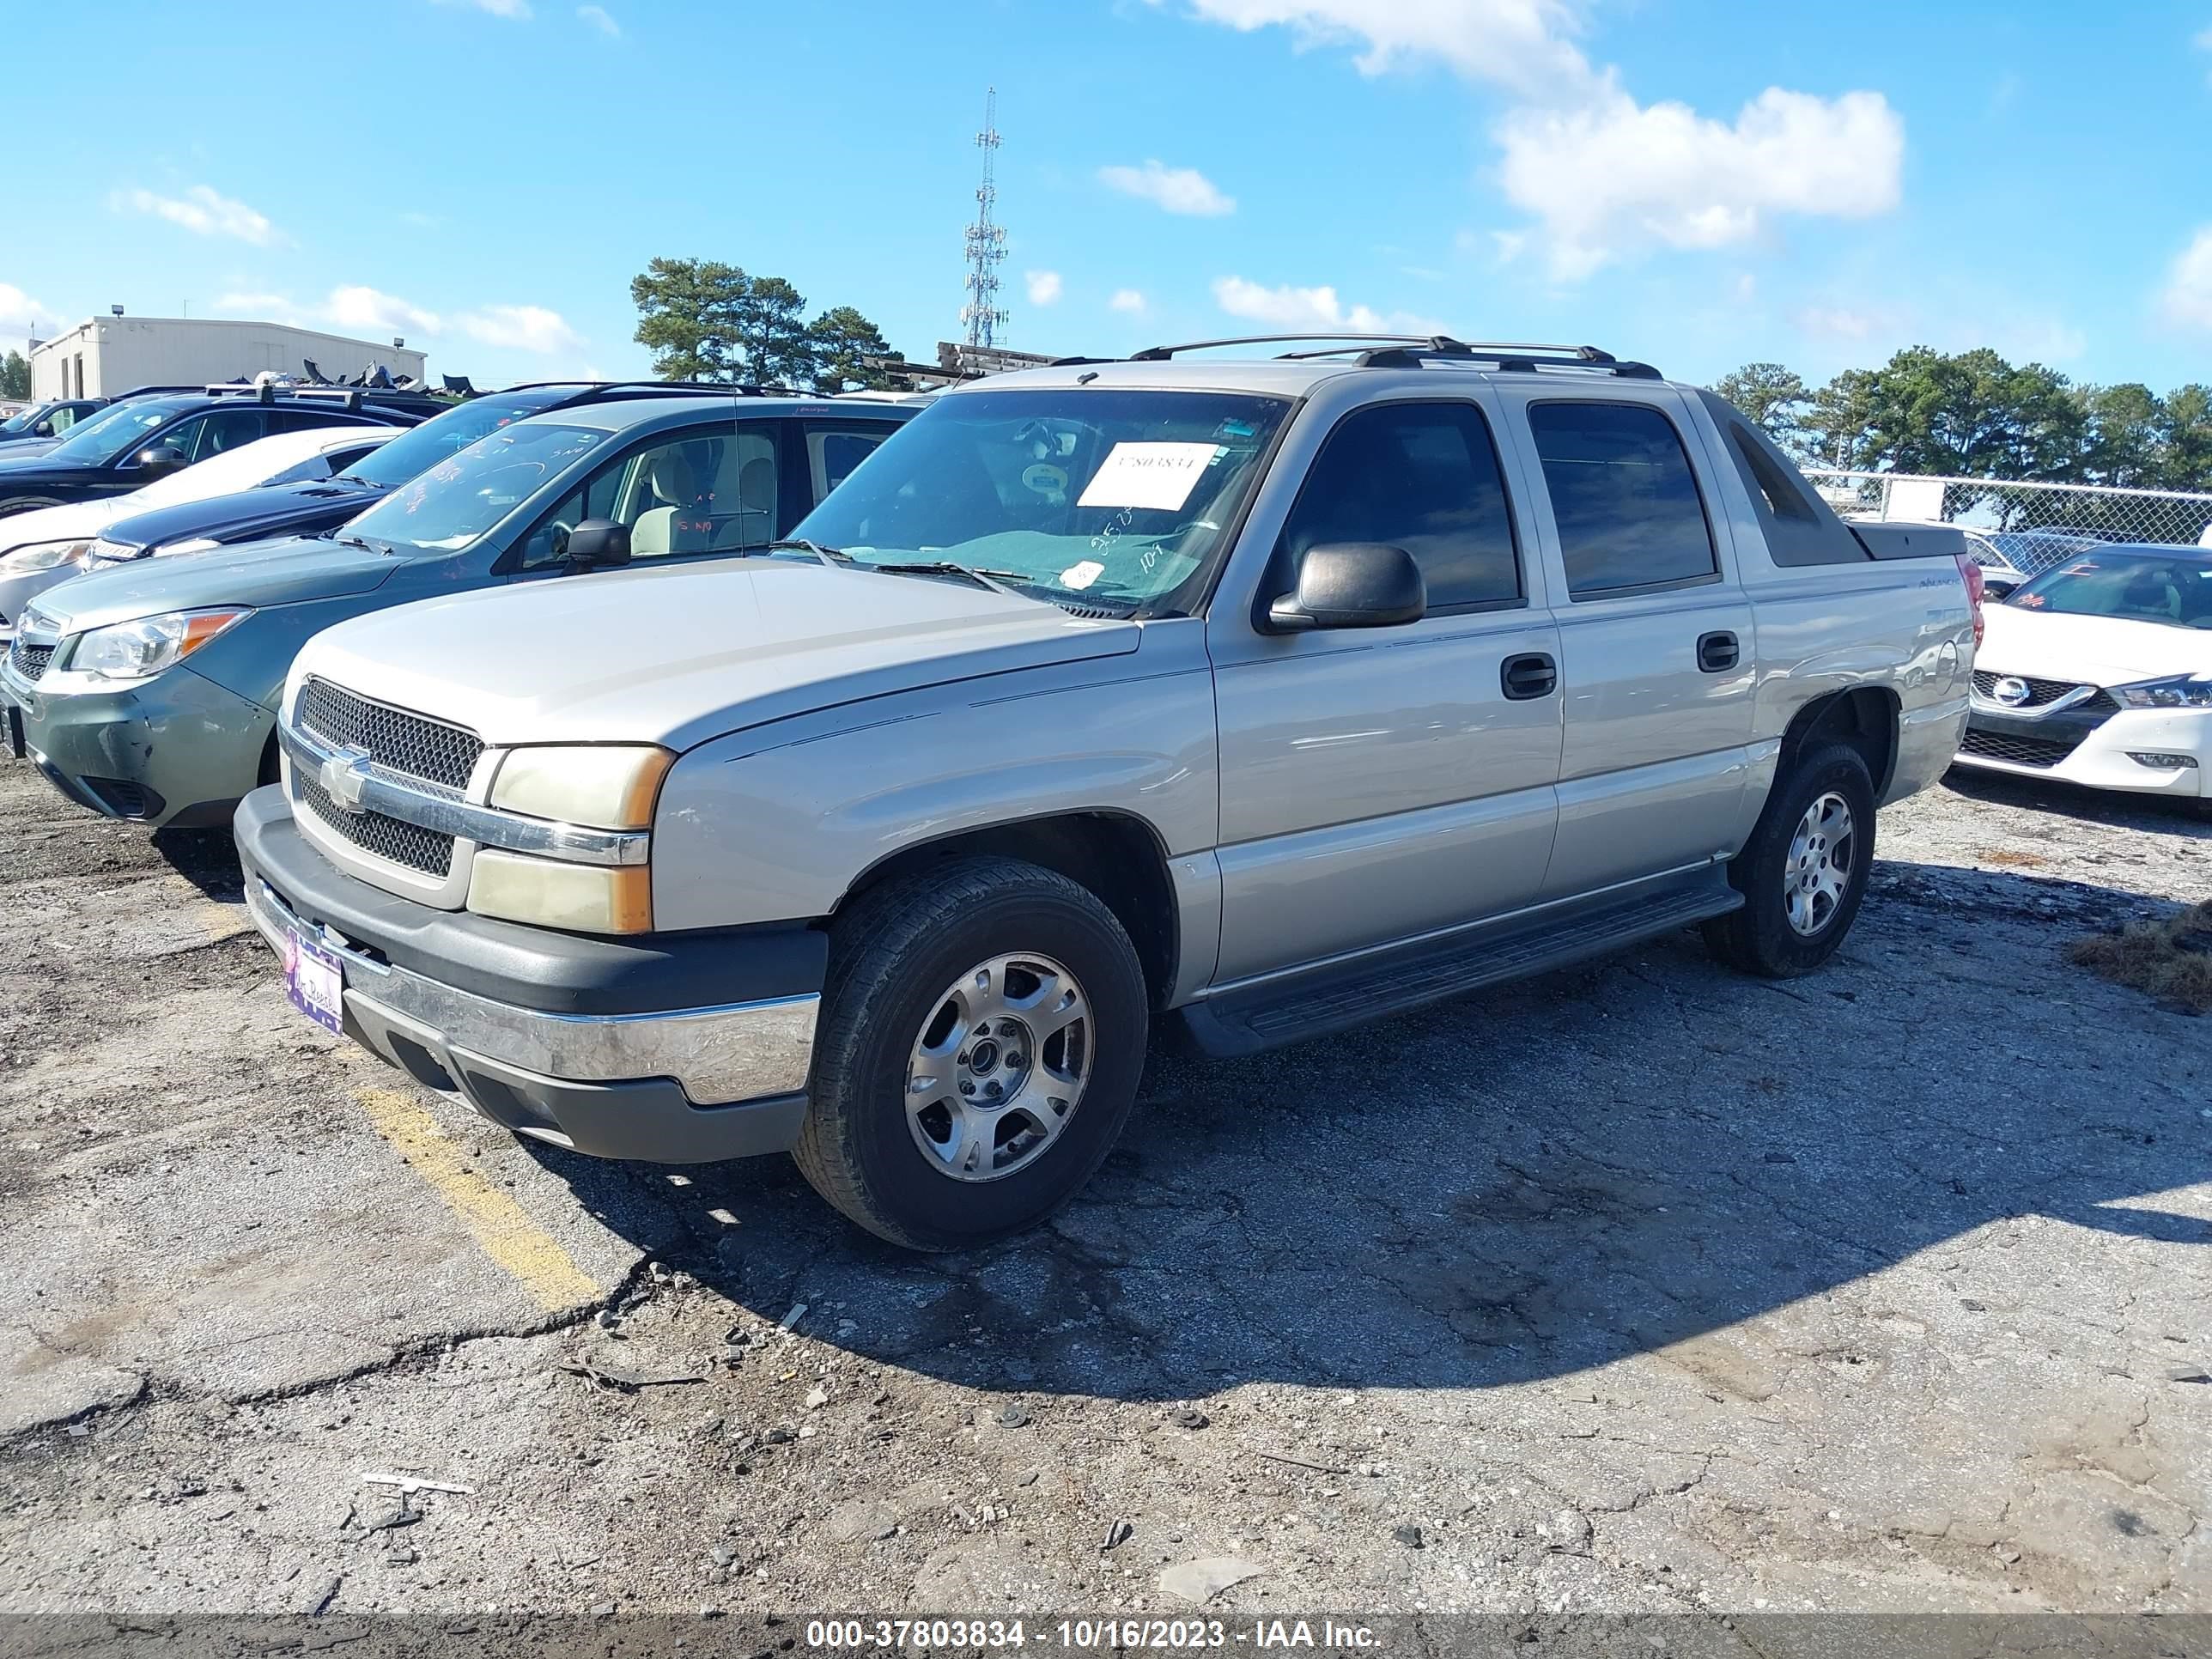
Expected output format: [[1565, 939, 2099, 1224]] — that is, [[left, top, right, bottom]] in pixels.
[[353, 1085, 600, 1313]]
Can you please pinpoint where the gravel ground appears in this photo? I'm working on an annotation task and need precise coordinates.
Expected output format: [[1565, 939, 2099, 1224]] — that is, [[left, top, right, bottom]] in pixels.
[[0, 757, 2204, 1622]]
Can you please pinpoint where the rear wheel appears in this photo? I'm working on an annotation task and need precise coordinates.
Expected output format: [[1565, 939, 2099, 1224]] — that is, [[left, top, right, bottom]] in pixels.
[[1703, 742, 1876, 978], [793, 857, 1149, 1249]]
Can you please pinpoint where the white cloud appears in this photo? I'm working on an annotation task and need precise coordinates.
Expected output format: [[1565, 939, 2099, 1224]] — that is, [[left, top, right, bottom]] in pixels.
[[1212, 275, 1447, 336], [1170, 0, 1595, 100], [326, 285, 444, 337], [112, 184, 283, 246], [459, 304, 585, 354], [1097, 161, 1237, 216], [2159, 228, 2212, 332], [1109, 288, 1147, 313], [1498, 88, 1903, 279], [1025, 270, 1064, 306], [0, 283, 49, 336], [1167, 0, 1905, 281], [577, 4, 619, 35]]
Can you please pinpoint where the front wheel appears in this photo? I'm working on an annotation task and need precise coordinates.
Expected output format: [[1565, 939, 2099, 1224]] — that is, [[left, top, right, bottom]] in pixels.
[[1702, 742, 1876, 978], [793, 857, 1149, 1249]]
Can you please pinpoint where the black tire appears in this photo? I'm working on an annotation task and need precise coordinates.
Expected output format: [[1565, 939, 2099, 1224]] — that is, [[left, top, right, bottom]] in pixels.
[[793, 856, 1149, 1250], [0, 496, 64, 519], [1702, 741, 1876, 978]]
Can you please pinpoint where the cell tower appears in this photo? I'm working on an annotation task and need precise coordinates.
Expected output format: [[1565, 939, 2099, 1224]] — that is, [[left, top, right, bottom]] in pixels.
[[961, 87, 1010, 350]]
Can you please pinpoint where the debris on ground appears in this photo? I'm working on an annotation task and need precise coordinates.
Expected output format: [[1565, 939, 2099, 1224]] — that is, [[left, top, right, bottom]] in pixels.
[[2069, 899, 2212, 1012], [1158, 1556, 1266, 1603]]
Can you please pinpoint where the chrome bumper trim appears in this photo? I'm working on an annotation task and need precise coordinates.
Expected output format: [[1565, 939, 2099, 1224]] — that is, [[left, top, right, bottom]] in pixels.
[[276, 716, 649, 867], [245, 877, 817, 1105]]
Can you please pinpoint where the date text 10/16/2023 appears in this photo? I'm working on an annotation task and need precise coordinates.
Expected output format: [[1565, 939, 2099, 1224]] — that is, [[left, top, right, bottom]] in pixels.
[[804, 1619, 1383, 1651]]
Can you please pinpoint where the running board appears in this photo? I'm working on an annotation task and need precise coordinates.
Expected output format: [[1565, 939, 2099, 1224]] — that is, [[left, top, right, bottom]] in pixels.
[[1180, 867, 1742, 1057]]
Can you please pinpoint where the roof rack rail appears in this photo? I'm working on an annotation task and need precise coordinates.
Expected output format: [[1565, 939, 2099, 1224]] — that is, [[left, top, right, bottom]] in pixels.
[[1352, 341, 1662, 379], [1128, 331, 1450, 362], [109, 384, 205, 399], [1116, 332, 1662, 380]]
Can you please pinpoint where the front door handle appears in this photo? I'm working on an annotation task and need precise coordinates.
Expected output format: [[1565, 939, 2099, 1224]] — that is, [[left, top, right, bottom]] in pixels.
[[1697, 630, 1740, 673], [1501, 651, 1557, 701]]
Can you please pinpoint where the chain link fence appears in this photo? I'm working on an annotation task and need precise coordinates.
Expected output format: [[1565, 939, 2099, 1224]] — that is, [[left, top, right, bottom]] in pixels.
[[1804, 469, 2212, 577]]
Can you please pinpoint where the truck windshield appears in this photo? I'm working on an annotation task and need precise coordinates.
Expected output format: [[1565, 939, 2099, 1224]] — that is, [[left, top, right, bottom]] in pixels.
[[337, 388, 575, 489], [2006, 550, 2212, 629], [786, 387, 1291, 614], [37, 399, 189, 466], [341, 422, 606, 554]]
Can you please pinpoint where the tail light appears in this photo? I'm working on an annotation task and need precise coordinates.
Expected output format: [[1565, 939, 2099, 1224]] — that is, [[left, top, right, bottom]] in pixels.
[[1955, 556, 1985, 650]]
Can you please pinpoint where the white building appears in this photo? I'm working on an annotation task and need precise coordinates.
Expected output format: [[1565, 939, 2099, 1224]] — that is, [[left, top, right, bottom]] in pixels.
[[29, 315, 428, 399]]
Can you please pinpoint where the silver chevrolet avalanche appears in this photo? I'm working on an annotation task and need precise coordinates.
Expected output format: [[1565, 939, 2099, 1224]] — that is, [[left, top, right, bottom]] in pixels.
[[231, 337, 1980, 1249]]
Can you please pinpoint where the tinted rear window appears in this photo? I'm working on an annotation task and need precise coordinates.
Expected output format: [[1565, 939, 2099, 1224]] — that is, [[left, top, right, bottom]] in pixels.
[[1528, 401, 1717, 599]]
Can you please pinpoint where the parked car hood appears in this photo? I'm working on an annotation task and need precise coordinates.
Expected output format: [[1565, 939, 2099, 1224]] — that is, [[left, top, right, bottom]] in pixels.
[[0, 438, 63, 462], [0, 489, 155, 553], [298, 559, 1142, 751], [25, 535, 403, 637], [99, 480, 385, 555], [1981, 605, 2212, 685]]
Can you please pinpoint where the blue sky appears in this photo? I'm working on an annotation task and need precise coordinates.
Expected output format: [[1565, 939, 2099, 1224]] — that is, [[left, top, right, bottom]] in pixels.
[[5, 0, 2210, 393]]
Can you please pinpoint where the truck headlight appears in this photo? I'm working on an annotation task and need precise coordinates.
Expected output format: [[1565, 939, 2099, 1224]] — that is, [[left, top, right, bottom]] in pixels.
[[467, 851, 653, 933], [2114, 675, 2212, 709], [0, 539, 91, 573], [488, 744, 673, 830], [68, 607, 252, 684]]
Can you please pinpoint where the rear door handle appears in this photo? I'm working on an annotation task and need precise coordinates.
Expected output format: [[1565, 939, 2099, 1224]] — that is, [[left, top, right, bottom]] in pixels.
[[1501, 652, 1557, 701], [1697, 630, 1740, 673]]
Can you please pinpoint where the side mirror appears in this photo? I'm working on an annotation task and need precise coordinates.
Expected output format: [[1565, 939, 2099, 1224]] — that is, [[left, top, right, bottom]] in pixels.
[[132, 445, 188, 476], [1982, 576, 2019, 600], [1266, 542, 1425, 632], [563, 518, 632, 571], [30, 419, 52, 437]]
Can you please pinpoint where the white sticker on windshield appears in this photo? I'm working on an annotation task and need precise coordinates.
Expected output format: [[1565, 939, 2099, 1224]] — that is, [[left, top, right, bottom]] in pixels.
[[1060, 559, 1105, 591], [1077, 442, 1221, 512]]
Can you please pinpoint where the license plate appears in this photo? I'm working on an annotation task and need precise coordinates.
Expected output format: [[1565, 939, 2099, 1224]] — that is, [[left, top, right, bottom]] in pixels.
[[283, 924, 345, 1035]]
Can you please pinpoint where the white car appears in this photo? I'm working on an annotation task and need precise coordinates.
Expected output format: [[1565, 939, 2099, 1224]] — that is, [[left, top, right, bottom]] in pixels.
[[0, 426, 392, 638], [1956, 543, 2212, 809]]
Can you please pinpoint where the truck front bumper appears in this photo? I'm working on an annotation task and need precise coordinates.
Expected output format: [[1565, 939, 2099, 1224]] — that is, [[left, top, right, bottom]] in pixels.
[[234, 785, 825, 1164]]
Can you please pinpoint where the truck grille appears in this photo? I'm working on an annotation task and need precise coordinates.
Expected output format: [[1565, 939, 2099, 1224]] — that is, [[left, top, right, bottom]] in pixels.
[[1972, 670, 2118, 713], [9, 639, 53, 682], [295, 678, 482, 793], [1960, 728, 2081, 769], [295, 769, 455, 877]]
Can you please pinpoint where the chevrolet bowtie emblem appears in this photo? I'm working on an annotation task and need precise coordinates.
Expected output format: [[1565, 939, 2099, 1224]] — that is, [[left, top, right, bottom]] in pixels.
[[319, 745, 374, 814]]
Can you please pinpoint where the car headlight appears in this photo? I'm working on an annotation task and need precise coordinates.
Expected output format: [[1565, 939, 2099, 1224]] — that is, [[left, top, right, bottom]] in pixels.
[[0, 538, 91, 573], [488, 744, 673, 830], [152, 537, 222, 558], [470, 745, 672, 933], [2113, 675, 2212, 709], [466, 851, 653, 933], [67, 607, 253, 684]]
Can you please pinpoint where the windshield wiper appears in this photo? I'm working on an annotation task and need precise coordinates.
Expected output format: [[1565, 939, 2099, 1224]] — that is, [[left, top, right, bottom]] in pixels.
[[866, 561, 1030, 598], [767, 538, 854, 568], [336, 533, 396, 556]]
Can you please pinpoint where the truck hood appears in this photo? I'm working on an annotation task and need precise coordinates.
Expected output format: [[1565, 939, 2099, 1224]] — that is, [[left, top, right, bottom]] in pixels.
[[1981, 605, 2212, 686], [297, 559, 1142, 750], [24, 534, 401, 637]]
